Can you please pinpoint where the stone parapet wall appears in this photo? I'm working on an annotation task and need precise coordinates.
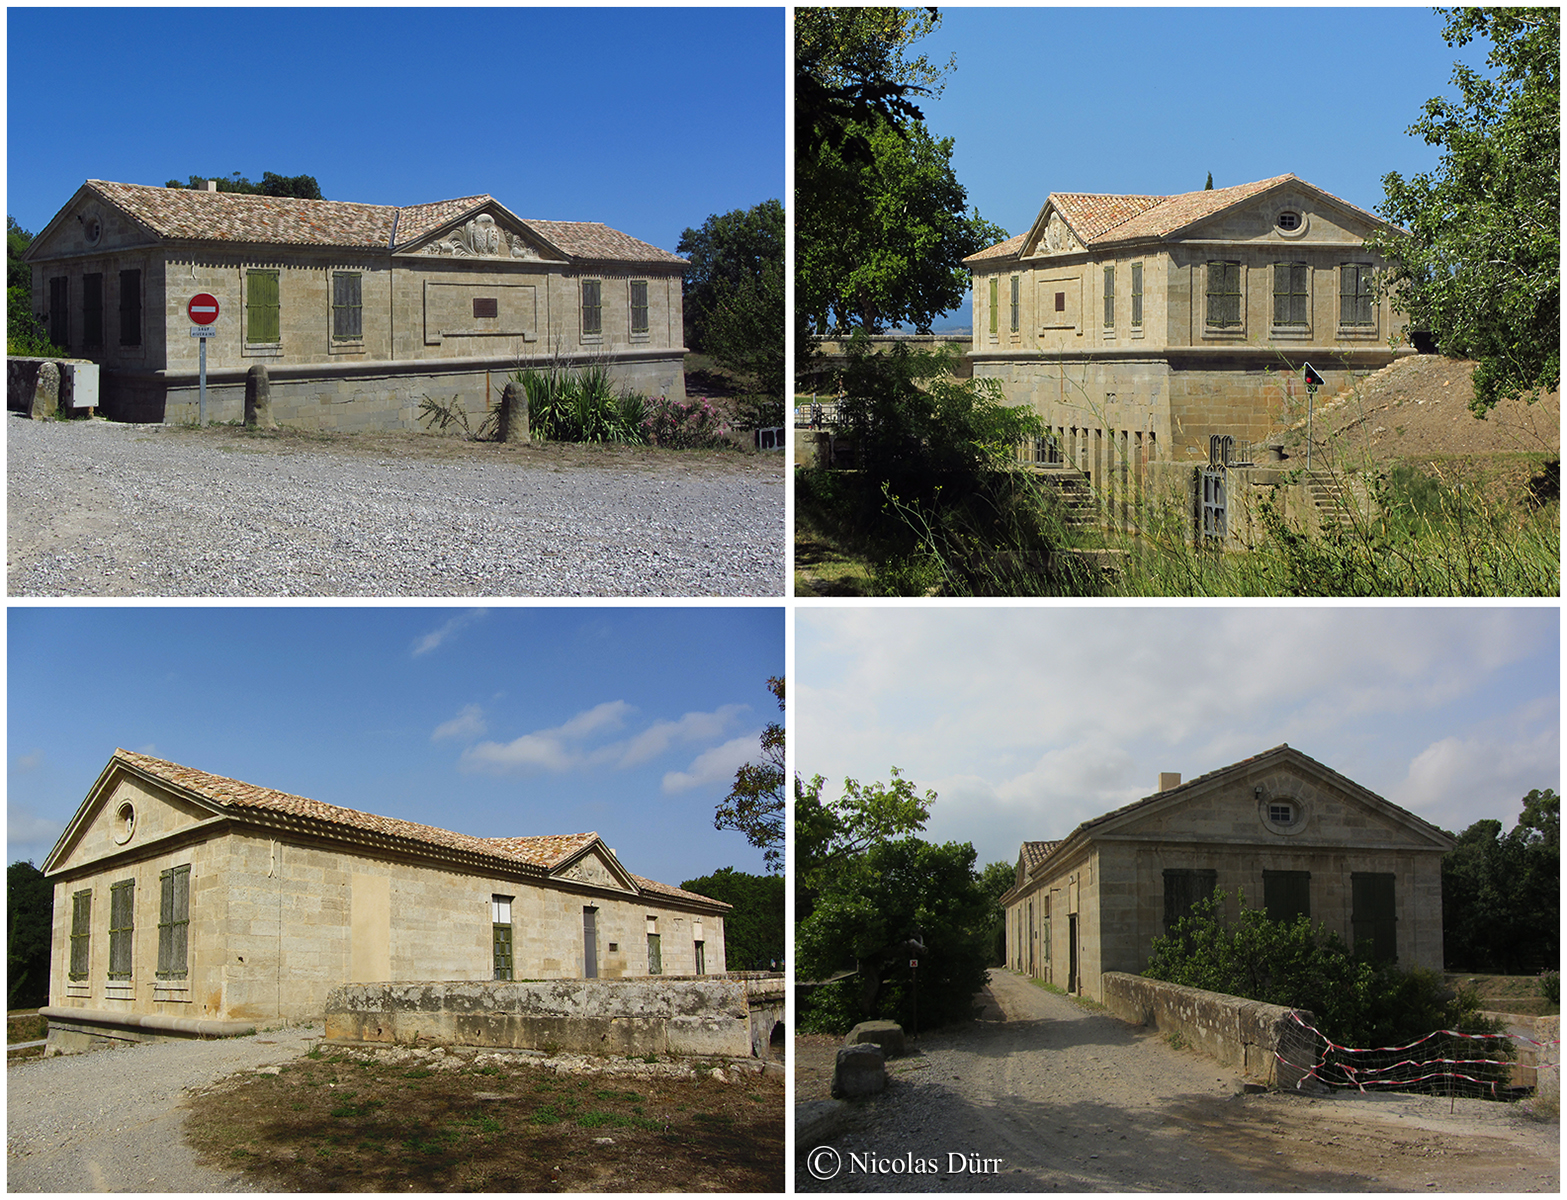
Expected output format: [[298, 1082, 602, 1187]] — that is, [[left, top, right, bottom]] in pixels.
[[1102, 972, 1314, 1088], [1535, 1015, 1559, 1107], [325, 975, 783, 1059]]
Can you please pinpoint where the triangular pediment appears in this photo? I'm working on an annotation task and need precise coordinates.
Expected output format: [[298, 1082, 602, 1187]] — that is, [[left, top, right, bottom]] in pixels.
[[1177, 181, 1397, 246], [44, 755, 222, 875], [1020, 200, 1084, 259], [404, 204, 566, 263], [550, 840, 638, 893], [1091, 747, 1452, 852], [23, 184, 161, 263]]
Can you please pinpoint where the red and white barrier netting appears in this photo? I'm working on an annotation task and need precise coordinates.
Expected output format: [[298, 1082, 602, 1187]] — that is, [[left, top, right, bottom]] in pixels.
[[1275, 1010, 1561, 1101]]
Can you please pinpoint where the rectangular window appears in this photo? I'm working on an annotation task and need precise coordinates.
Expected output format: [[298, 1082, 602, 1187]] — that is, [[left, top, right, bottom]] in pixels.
[[332, 272, 363, 340], [1206, 262, 1241, 327], [49, 276, 69, 347], [118, 269, 142, 347], [246, 269, 280, 343], [1131, 262, 1143, 327], [1103, 264, 1115, 327], [647, 932, 663, 975], [82, 273, 104, 348], [1351, 872, 1397, 963], [1009, 275, 1020, 333], [1340, 263, 1375, 326], [492, 895, 514, 981], [1274, 263, 1309, 326], [581, 279, 602, 337], [70, 890, 92, 981], [693, 940, 705, 975], [1162, 868, 1218, 935], [1262, 870, 1311, 923], [157, 865, 190, 979], [108, 878, 135, 980], [630, 280, 649, 334], [988, 276, 998, 336]]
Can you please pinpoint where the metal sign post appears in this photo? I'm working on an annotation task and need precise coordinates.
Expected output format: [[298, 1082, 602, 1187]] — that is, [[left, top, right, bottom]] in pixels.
[[1301, 363, 1324, 470], [187, 293, 220, 424]]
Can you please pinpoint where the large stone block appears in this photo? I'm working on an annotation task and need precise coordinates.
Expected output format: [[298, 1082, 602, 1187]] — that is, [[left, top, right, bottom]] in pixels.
[[845, 1020, 906, 1058], [832, 1043, 887, 1099]]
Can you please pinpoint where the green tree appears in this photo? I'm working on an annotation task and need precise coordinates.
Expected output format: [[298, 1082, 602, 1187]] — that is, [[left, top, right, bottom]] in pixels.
[[165, 171, 324, 200], [1205, 171, 1214, 190], [7, 217, 64, 357], [677, 200, 785, 415], [680, 867, 785, 972], [712, 677, 785, 872], [977, 860, 1016, 966], [8, 860, 53, 1009], [795, 766, 935, 915], [1442, 788, 1558, 973], [796, 836, 996, 1034], [1368, 7, 1559, 414]]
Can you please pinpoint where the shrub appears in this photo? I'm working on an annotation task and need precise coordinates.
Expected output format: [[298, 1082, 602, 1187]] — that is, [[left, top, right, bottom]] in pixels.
[[642, 395, 731, 449], [515, 364, 647, 445], [1540, 970, 1560, 1004]]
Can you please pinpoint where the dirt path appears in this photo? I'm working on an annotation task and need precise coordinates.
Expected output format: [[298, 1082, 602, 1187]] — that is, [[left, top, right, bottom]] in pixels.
[[797, 970, 1559, 1192]]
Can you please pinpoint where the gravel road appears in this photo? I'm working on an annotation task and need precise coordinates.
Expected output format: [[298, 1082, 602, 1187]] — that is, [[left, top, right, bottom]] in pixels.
[[7, 416, 784, 597], [797, 970, 1559, 1192], [7, 1025, 319, 1192]]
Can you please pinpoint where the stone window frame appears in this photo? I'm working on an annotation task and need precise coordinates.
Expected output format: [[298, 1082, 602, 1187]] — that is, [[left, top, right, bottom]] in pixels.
[[108, 877, 135, 981], [156, 864, 191, 981], [491, 894, 514, 981], [988, 275, 999, 341], [629, 279, 650, 342], [1203, 260, 1245, 336], [580, 278, 603, 344], [646, 914, 662, 975], [1271, 261, 1311, 337], [330, 270, 365, 352], [1338, 262, 1378, 336], [69, 889, 93, 982], [242, 267, 283, 357], [693, 939, 706, 975]]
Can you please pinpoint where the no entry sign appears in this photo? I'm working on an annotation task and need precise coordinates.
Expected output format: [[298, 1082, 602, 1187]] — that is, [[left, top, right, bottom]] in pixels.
[[187, 293, 220, 325]]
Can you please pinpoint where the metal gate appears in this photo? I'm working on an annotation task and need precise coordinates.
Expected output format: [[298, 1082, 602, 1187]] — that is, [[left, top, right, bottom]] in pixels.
[[1202, 467, 1227, 540]]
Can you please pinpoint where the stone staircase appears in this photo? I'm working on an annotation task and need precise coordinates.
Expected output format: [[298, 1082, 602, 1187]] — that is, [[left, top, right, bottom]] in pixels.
[[1304, 471, 1357, 529], [1035, 467, 1096, 527]]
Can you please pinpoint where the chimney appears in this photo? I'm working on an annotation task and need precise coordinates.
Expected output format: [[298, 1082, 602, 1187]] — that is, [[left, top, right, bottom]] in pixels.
[[206, 180, 219, 192], [1159, 772, 1181, 792]]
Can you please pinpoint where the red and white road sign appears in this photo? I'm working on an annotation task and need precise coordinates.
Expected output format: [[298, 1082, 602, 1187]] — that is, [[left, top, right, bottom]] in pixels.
[[187, 293, 220, 325]]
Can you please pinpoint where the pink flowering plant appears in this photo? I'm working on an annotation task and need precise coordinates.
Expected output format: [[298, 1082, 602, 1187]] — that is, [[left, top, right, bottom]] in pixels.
[[642, 395, 732, 450]]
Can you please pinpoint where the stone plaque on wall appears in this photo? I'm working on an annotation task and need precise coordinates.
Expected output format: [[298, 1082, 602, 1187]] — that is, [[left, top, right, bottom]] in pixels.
[[423, 281, 537, 344]]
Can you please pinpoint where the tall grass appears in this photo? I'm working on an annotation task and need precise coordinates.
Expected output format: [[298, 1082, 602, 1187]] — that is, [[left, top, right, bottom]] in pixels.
[[516, 362, 647, 445]]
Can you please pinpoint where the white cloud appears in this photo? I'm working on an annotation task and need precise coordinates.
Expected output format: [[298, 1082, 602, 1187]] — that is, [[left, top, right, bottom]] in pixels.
[[411, 609, 488, 657], [662, 733, 759, 794], [459, 701, 632, 775], [13, 751, 43, 772], [432, 704, 487, 742], [8, 805, 64, 862], [618, 705, 746, 766]]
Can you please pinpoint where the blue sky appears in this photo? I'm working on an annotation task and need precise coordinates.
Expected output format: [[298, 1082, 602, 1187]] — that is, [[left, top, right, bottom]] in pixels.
[[797, 607, 1559, 870], [8, 607, 784, 887], [6, 7, 784, 253], [901, 5, 1494, 330]]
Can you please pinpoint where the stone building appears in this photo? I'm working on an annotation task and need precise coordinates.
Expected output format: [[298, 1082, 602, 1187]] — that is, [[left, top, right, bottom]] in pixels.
[[40, 750, 728, 1052], [964, 174, 1410, 476], [999, 745, 1453, 1003], [22, 180, 687, 427]]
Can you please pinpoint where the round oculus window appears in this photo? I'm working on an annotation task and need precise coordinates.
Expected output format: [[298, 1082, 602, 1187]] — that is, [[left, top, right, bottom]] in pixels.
[[113, 800, 136, 844], [84, 215, 102, 245], [1275, 210, 1308, 238], [1258, 791, 1308, 835]]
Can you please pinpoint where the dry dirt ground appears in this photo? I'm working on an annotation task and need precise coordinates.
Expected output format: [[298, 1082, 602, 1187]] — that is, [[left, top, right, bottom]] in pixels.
[[796, 970, 1559, 1193], [1277, 354, 1559, 466]]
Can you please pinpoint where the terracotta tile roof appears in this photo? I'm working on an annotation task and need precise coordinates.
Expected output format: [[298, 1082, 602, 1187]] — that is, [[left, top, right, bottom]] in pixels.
[[966, 231, 1028, 263], [76, 181, 682, 263], [521, 219, 686, 265], [1020, 840, 1060, 870], [967, 173, 1390, 264], [111, 750, 723, 902]]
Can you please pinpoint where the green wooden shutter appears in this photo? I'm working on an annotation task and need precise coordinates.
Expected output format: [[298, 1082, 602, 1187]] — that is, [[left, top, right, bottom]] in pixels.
[[1263, 870, 1311, 922], [108, 879, 135, 979], [1010, 275, 1020, 332], [1352, 872, 1397, 962], [1341, 264, 1373, 325], [989, 276, 998, 335], [493, 923, 514, 980], [1131, 263, 1143, 327], [647, 933, 662, 975], [582, 280, 602, 336], [1103, 265, 1115, 327], [247, 270, 280, 343], [157, 865, 190, 979], [70, 891, 92, 980], [631, 280, 649, 333], [1163, 869, 1218, 934], [332, 272, 362, 340], [1207, 262, 1240, 327]]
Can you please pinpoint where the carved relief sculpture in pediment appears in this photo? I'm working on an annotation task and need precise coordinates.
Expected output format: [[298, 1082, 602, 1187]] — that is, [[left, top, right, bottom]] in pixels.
[[560, 853, 621, 889], [424, 213, 539, 259], [1044, 212, 1076, 254]]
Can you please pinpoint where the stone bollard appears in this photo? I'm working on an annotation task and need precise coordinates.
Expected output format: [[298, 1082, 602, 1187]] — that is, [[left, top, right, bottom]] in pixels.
[[32, 361, 59, 420], [831, 1042, 887, 1099], [500, 380, 530, 443], [845, 1019, 906, 1058], [245, 364, 277, 429]]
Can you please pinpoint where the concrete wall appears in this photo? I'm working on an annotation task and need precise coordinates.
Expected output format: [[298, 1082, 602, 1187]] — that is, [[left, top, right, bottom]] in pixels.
[[324, 975, 784, 1058], [1102, 971, 1315, 1088]]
